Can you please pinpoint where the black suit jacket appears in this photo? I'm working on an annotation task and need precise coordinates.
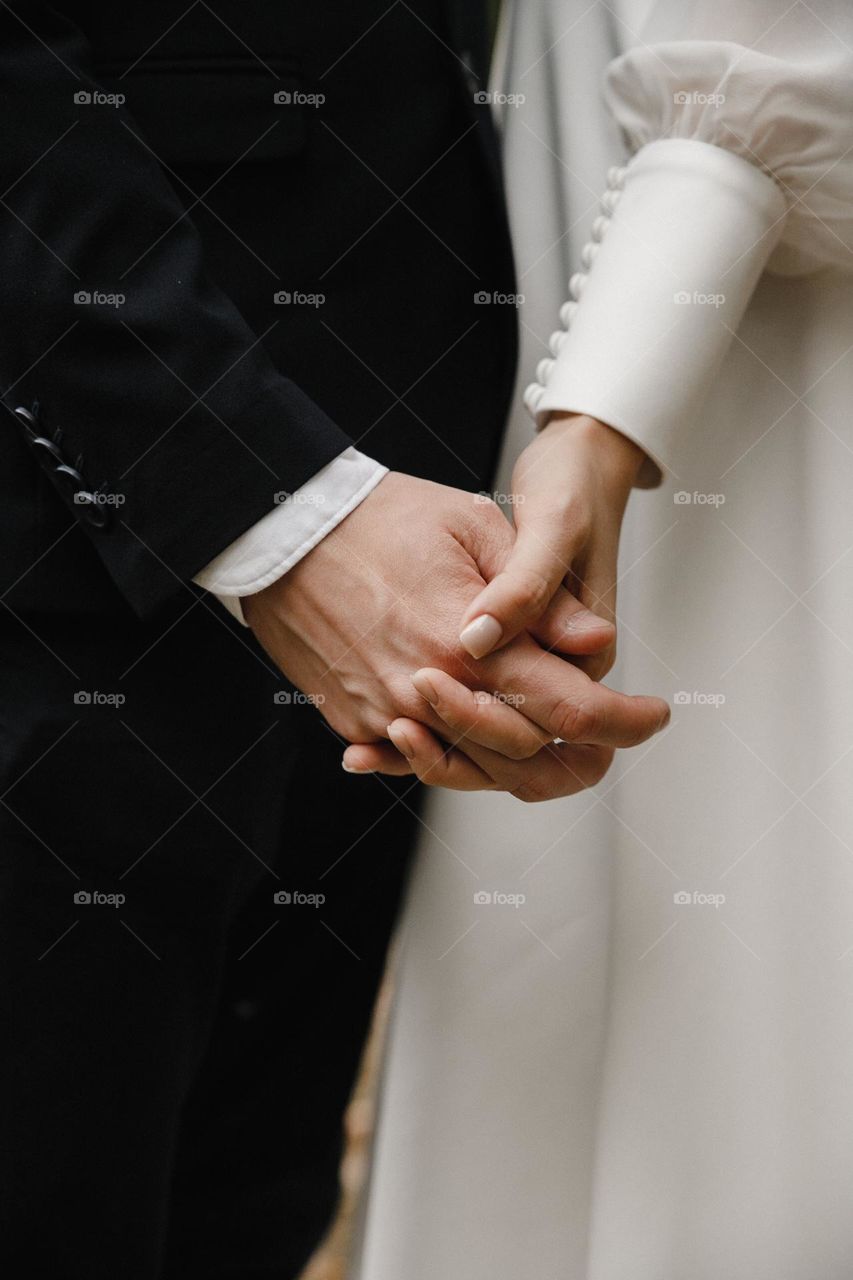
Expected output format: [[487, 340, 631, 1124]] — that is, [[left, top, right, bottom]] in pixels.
[[0, 1, 517, 620]]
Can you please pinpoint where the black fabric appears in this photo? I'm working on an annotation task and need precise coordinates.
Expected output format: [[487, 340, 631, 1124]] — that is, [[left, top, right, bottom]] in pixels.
[[1, 0, 516, 619], [0, 609, 422, 1278], [0, 2, 517, 1276]]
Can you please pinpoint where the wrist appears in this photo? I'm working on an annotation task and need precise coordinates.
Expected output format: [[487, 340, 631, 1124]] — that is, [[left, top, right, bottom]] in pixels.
[[540, 412, 646, 493]]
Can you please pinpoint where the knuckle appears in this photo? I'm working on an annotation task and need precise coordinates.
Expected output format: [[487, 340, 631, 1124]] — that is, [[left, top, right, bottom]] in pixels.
[[508, 568, 553, 618], [510, 781, 547, 804], [504, 732, 545, 762], [327, 708, 369, 744], [462, 492, 510, 545], [386, 678, 428, 724], [549, 694, 601, 743], [355, 717, 382, 743], [482, 497, 510, 531]]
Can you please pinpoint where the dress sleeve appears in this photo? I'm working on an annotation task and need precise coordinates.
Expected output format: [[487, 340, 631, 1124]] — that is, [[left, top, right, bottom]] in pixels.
[[525, 0, 853, 484]]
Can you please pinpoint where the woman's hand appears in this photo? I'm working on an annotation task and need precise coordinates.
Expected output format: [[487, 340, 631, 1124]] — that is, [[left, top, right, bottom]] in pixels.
[[458, 412, 646, 680], [340, 416, 669, 788]]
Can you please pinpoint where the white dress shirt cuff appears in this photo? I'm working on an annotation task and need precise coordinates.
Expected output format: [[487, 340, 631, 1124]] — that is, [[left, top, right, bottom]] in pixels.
[[192, 447, 388, 624], [523, 138, 788, 484]]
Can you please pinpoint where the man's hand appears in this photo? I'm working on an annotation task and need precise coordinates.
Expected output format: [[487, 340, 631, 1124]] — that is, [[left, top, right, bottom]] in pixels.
[[245, 471, 668, 799], [457, 413, 647, 678]]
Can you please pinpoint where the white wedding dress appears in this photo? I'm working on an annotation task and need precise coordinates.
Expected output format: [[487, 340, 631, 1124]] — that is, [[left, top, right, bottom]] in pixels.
[[354, 3, 853, 1278]]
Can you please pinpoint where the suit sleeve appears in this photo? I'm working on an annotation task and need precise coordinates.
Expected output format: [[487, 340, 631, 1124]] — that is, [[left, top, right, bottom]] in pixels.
[[0, 2, 353, 618]]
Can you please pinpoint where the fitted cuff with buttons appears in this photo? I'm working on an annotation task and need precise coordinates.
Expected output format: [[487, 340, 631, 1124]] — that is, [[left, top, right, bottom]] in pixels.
[[524, 138, 788, 485]]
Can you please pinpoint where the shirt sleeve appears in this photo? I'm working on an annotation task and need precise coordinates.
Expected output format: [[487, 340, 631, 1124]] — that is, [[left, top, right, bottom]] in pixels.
[[193, 448, 388, 623], [523, 0, 853, 483]]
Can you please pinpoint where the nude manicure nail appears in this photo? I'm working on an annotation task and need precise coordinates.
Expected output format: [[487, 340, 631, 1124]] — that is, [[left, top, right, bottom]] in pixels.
[[342, 760, 372, 773], [459, 614, 503, 658]]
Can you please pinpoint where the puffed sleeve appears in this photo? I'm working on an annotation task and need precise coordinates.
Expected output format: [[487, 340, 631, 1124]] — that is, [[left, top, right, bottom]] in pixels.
[[526, 0, 853, 484]]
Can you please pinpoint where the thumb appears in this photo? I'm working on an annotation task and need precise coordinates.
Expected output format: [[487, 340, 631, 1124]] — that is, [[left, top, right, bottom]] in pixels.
[[531, 585, 615, 657], [459, 520, 578, 658]]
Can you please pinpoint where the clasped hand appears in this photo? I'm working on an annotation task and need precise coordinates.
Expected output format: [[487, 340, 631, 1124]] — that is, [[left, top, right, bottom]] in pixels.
[[245, 415, 668, 802]]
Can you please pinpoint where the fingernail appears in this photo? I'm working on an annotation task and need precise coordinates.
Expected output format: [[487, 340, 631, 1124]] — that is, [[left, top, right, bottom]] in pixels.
[[387, 723, 414, 759], [565, 609, 611, 633], [411, 671, 438, 704], [342, 760, 372, 774], [459, 614, 503, 658], [656, 707, 671, 732]]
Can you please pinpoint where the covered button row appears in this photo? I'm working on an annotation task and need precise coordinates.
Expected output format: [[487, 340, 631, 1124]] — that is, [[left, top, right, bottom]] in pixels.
[[523, 164, 628, 419]]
